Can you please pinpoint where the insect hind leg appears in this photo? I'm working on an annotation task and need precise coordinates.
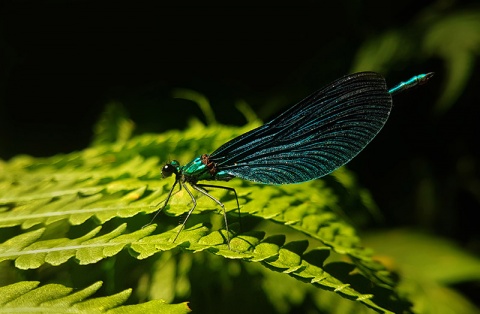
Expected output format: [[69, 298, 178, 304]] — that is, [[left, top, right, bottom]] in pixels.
[[195, 183, 241, 248], [196, 184, 240, 218]]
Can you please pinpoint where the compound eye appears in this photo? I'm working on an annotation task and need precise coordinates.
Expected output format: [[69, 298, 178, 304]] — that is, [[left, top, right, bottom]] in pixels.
[[161, 163, 177, 178]]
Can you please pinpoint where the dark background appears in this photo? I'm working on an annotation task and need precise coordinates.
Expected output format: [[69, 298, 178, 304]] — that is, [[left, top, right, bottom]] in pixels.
[[1, 0, 446, 157], [1, 0, 479, 270]]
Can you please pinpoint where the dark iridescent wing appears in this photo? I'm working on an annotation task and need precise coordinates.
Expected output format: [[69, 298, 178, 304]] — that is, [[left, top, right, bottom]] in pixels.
[[209, 72, 392, 184]]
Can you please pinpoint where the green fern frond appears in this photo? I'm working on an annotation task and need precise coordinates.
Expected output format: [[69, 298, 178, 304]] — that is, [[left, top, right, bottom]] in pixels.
[[0, 123, 409, 313], [0, 281, 190, 313]]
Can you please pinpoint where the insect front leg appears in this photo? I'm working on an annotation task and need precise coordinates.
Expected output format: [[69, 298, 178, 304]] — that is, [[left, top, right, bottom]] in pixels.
[[144, 179, 180, 227]]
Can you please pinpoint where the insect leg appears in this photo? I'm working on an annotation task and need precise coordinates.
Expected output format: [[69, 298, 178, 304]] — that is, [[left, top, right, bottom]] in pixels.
[[173, 182, 197, 243], [192, 184, 233, 248], [197, 184, 241, 231], [144, 179, 180, 227]]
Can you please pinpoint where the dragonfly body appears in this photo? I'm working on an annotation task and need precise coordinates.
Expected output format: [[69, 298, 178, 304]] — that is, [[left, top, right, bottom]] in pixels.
[[159, 71, 433, 246], [176, 154, 234, 183], [388, 73, 433, 95]]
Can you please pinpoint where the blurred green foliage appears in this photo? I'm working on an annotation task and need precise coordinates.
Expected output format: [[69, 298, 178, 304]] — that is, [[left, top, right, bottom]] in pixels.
[[1, 116, 411, 313]]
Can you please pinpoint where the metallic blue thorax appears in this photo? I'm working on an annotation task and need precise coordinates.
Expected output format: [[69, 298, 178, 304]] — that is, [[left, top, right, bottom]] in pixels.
[[181, 155, 232, 182]]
